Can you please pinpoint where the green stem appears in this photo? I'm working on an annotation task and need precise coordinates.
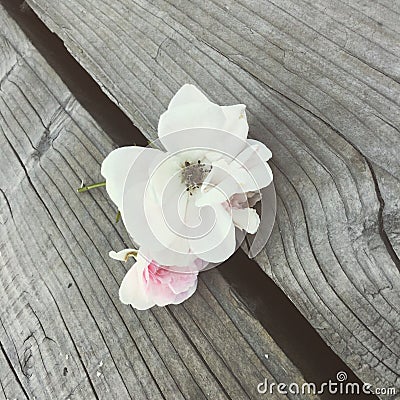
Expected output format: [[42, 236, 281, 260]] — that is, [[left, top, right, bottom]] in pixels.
[[77, 181, 106, 193]]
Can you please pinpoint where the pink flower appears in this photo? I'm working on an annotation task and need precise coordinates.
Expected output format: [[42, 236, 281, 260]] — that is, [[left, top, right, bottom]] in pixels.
[[115, 250, 198, 310]]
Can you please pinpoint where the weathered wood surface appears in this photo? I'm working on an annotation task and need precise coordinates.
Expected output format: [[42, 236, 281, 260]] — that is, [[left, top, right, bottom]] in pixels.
[[0, 4, 319, 399], [22, 0, 400, 396]]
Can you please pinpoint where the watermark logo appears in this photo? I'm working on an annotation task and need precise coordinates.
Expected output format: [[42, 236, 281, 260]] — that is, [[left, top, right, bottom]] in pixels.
[[257, 371, 397, 396]]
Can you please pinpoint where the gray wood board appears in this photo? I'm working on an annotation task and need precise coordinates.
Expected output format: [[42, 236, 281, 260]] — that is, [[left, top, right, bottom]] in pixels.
[[0, 4, 317, 399], [24, 0, 400, 396]]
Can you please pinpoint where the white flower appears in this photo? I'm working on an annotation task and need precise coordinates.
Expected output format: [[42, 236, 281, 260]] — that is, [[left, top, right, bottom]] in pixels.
[[102, 84, 273, 269]]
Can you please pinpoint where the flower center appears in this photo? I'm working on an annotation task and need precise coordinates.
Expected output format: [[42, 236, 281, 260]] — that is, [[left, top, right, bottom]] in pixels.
[[181, 160, 211, 194]]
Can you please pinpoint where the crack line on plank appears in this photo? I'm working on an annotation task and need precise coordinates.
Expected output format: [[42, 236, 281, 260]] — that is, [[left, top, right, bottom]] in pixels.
[[367, 160, 400, 272]]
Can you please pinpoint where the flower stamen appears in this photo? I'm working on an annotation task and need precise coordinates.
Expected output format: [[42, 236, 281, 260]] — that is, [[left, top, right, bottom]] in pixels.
[[181, 160, 212, 194]]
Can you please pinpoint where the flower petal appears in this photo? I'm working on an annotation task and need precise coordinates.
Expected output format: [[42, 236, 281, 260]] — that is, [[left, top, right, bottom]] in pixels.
[[121, 154, 183, 251], [168, 272, 198, 295], [148, 269, 198, 306], [196, 158, 249, 207], [158, 84, 248, 141], [122, 180, 157, 247], [221, 104, 248, 139], [159, 127, 247, 158], [122, 180, 196, 268], [189, 203, 236, 262], [158, 103, 226, 138], [232, 207, 260, 234], [168, 84, 210, 108], [142, 245, 201, 272], [168, 281, 198, 305], [197, 140, 272, 208], [246, 139, 272, 162], [233, 141, 273, 191], [119, 259, 155, 310], [240, 159, 273, 192], [101, 146, 162, 210], [109, 248, 137, 262]]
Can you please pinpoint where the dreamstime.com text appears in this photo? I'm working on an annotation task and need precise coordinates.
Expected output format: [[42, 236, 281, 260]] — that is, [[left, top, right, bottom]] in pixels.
[[257, 372, 397, 396]]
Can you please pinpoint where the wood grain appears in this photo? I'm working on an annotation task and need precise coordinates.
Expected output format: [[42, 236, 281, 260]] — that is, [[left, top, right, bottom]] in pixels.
[[0, 4, 316, 399], [22, 0, 400, 396]]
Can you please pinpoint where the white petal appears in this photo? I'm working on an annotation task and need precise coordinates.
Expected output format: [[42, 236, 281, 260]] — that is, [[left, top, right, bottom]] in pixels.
[[158, 103, 226, 138], [101, 146, 163, 210], [189, 203, 236, 263], [159, 85, 224, 136], [140, 245, 202, 273], [198, 141, 273, 203], [168, 84, 210, 109], [246, 139, 272, 162], [145, 173, 193, 260], [232, 207, 260, 234], [231, 144, 274, 192], [240, 160, 273, 192], [196, 158, 249, 207], [202, 157, 230, 187], [122, 180, 157, 247], [121, 153, 183, 252], [196, 185, 229, 207], [122, 180, 194, 268], [221, 104, 248, 139], [146, 154, 182, 202], [159, 103, 249, 140], [143, 244, 199, 268], [109, 248, 137, 262], [159, 84, 249, 141], [143, 193, 207, 270], [159, 127, 247, 157], [119, 259, 155, 310]]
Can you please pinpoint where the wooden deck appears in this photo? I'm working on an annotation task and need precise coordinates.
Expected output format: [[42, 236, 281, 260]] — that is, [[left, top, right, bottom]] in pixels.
[[0, 0, 399, 399]]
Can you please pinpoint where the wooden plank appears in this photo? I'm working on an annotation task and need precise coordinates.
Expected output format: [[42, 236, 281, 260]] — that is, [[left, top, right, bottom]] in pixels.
[[0, 338, 29, 400], [23, 0, 400, 395], [0, 4, 317, 399]]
